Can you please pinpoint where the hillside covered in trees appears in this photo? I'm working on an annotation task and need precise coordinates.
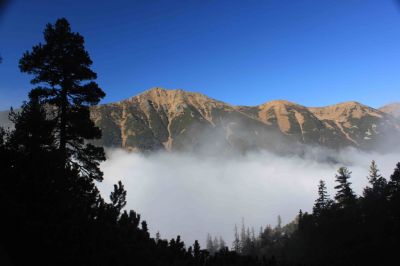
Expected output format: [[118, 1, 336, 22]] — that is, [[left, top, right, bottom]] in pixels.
[[1, 18, 400, 266], [206, 161, 400, 265]]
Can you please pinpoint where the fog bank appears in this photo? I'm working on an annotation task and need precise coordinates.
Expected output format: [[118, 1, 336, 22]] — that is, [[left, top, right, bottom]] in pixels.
[[98, 148, 400, 247]]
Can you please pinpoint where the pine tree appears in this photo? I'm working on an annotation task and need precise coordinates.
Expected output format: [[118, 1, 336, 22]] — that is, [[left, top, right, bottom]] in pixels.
[[277, 215, 282, 230], [213, 236, 219, 252], [388, 163, 400, 222], [110, 180, 127, 212], [388, 162, 400, 196], [240, 218, 246, 253], [251, 227, 256, 243], [8, 95, 55, 153], [193, 240, 201, 259], [334, 167, 356, 207], [313, 180, 333, 215], [19, 18, 105, 181], [363, 160, 387, 198], [187, 246, 193, 256], [232, 224, 240, 253], [368, 160, 381, 184], [206, 233, 214, 254]]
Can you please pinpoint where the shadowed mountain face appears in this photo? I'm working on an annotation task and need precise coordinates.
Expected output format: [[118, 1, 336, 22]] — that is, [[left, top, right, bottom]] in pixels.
[[2, 88, 400, 153], [89, 88, 400, 153]]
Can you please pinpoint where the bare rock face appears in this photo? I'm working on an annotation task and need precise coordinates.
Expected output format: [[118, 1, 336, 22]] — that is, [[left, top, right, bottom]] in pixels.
[[89, 88, 400, 153]]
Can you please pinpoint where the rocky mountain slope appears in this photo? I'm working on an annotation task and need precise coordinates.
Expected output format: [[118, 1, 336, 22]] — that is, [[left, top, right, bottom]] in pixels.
[[379, 103, 400, 118], [89, 88, 400, 153], [2, 88, 399, 153]]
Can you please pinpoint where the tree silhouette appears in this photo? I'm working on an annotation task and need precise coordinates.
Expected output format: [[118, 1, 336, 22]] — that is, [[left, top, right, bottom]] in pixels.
[[8, 96, 55, 153], [364, 160, 387, 198], [19, 18, 105, 181], [388, 162, 400, 196], [110, 180, 127, 212], [388, 162, 400, 242], [233, 224, 240, 253], [313, 180, 333, 216], [334, 167, 356, 207], [193, 240, 201, 259]]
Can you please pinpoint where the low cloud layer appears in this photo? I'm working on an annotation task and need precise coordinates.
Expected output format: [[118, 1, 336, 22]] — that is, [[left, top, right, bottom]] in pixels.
[[98, 148, 400, 247]]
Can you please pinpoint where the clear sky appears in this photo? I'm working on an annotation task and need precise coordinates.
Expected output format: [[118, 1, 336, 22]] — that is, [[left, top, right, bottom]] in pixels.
[[1, 0, 400, 110]]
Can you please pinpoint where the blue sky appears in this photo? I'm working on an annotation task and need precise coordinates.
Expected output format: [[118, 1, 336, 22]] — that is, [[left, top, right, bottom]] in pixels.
[[0, 0, 400, 110]]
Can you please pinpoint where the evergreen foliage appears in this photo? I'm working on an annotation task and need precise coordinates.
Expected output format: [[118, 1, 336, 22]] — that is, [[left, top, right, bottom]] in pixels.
[[19, 17, 106, 182], [313, 180, 333, 216], [334, 167, 356, 207]]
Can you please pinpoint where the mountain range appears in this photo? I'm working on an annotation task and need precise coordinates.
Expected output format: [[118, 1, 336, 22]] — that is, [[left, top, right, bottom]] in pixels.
[[90, 88, 400, 153], [2, 88, 400, 154]]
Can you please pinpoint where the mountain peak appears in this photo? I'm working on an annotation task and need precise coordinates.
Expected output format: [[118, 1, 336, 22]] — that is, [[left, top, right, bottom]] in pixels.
[[131, 87, 183, 99], [329, 101, 365, 108], [260, 99, 302, 107], [309, 101, 365, 109], [122, 88, 230, 113], [308, 100, 381, 117], [259, 100, 306, 111]]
